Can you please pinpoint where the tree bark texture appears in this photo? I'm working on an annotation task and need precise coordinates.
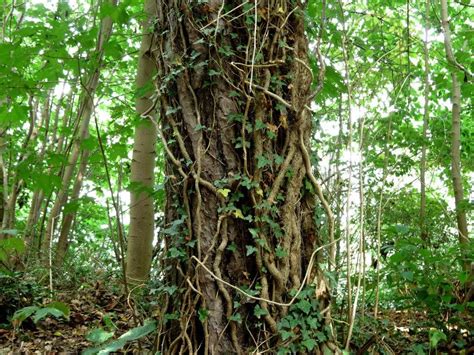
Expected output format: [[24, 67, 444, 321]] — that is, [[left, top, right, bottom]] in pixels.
[[153, 1, 336, 353]]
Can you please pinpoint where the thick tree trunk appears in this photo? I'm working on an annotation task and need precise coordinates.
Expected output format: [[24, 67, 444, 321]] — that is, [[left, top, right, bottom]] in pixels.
[[125, 0, 158, 285], [154, 1, 336, 353]]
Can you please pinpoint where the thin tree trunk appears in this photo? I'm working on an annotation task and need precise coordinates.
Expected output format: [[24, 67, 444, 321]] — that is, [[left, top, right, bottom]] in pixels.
[[420, 0, 430, 243], [339, 0, 354, 333], [440, 0, 469, 249], [55, 149, 90, 266], [41, 0, 116, 255], [24, 92, 74, 252], [125, 0, 158, 285]]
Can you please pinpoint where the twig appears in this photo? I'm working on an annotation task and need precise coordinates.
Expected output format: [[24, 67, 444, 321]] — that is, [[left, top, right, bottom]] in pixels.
[[249, 0, 258, 92]]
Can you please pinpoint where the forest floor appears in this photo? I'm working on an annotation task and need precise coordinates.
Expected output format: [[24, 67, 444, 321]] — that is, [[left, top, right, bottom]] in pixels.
[[0, 279, 473, 354]]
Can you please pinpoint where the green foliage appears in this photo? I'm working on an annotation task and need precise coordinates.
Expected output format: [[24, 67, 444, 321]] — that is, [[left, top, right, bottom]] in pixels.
[[84, 320, 156, 355], [86, 328, 115, 344], [276, 287, 328, 353], [12, 302, 70, 326]]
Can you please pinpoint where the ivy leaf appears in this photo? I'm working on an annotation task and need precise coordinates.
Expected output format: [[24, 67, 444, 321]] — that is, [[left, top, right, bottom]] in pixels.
[[217, 188, 231, 198], [275, 246, 287, 258], [226, 242, 237, 253], [229, 313, 242, 324], [280, 330, 294, 341], [257, 155, 272, 169], [296, 300, 312, 314], [255, 119, 266, 130], [246, 245, 257, 256], [198, 308, 209, 322], [232, 209, 245, 219], [253, 305, 268, 319], [302, 338, 317, 351]]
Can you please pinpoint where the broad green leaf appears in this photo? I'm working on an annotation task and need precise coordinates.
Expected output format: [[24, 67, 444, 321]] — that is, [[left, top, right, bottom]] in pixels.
[[47, 302, 70, 319], [12, 306, 39, 324], [429, 329, 446, 348], [33, 307, 67, 323], [84, 321, 157, 355], [86, 328, 115, 344]]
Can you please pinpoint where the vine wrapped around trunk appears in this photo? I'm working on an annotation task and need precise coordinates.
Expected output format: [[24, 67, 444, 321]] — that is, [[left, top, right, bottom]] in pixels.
[[152, 1, 337, 353]]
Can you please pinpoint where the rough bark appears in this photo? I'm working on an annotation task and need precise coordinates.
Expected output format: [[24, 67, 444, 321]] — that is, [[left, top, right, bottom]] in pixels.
[[154, 1, 336, 353], [125, 0, 158, 285]]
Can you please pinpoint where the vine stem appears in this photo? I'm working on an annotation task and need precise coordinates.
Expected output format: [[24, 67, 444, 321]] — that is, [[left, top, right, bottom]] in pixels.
[[190, 237, 341, 308]]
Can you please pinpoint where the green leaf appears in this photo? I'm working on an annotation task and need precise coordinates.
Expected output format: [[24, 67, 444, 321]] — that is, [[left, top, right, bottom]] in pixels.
[[86, 328, 115, 344], [47, 302, 70, 319], [12, 306, 39, 324], [33, 307, 67, 323], [257, 155, 271, 169], [429, 329, 446, 348], [226, 242, 237, 253], [255, 119, 266, 130], [401, 271, 414, 282], [217, 188, 231, 198], [246, 245, 257, 256], [302, 338, 317, 351], [198, 308, 209, 322], [295, 300, 312, 314], [253, 305, 268, 319], [275, 246, 287, 258], [0, 229, 18, 236], [232, 209, 245, 219], [229, 313, 242, 324], [84, 321, 157, 355], [0, 237, 25, 261], [208, 69, 220, 76], [280, 330, 294, 341]]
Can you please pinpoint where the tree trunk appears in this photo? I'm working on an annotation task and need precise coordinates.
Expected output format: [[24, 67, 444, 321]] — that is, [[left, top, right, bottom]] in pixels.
[[154, 1, 336, 353], [440, 0, 470, 249], [125, 0, 158, 285], [419, 0, 429, 243], [54, 148, 90, 266], [41, 0, 116, 255]]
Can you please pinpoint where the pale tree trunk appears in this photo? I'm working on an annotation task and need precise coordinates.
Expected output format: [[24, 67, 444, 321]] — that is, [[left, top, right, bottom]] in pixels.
[[154, 1, 337, 353], [339, 0, 354, 331], [24, 91, 74, 252], [41, 0, 116, 255], [440, 0, 472, 303], [3, 94, 50, 235], [440, 0, 469, 249], [420, 0, 429, 243], [54, 148, 90, 266], [125, 0, 158, 285]]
